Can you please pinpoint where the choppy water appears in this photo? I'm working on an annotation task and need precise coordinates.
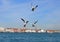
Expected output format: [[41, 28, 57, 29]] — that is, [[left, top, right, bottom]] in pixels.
[[0, 32, 60, 42]]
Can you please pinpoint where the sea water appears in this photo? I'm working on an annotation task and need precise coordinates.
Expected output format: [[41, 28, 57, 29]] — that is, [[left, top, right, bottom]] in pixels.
[[0, 32, 60, 42]]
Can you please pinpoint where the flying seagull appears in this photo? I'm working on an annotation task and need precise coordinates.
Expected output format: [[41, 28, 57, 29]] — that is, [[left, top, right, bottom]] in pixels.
[[32, 5, 38, 11], [21, 18, 29, 27], [32, 20, 38, 27]]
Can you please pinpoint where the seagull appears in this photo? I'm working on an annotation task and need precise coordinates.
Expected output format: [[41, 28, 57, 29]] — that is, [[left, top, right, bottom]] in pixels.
[[32, 20, 38, 27], [32, 5, 38, 11], [21, 18, 29, 27]]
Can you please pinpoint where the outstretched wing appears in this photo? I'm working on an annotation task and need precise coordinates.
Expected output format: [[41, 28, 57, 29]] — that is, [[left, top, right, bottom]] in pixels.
[[32, 8, 35, 11], [24, 24, 26, 27], [34, 20, 38, 24], [32, 24, 35, 27], [35, 5, 38, 8], [26, 21, 29, 24], [21, 18, 25, 23]]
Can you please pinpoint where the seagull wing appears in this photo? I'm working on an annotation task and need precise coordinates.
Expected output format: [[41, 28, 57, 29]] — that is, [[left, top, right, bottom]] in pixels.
[[32, 8, 35, 11], [26, 21, 29, 24], [32, 24, 35, 27], [21, 18, 25, 23], [35, 5, 38, 8], [34, 20, 38, 24]]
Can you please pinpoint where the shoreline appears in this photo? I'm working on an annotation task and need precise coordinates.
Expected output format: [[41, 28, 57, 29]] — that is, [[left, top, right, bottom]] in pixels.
[[0, 28, 60, 33]]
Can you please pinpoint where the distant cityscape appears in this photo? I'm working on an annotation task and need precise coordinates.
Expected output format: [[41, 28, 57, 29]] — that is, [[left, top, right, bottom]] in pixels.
[[0, 18, 60, 33], [0, 27, 60, 33]]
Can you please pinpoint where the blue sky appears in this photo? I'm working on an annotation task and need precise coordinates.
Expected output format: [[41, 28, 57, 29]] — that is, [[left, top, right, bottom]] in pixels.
[[0, 0, 60, 30]]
